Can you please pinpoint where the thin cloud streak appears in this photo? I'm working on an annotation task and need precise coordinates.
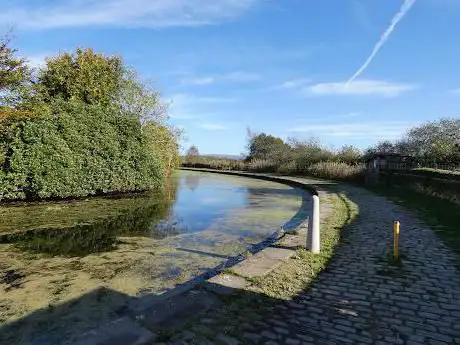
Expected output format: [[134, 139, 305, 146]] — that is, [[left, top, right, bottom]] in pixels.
[[347, 0, 417, 84], [223, 71, 260, 82], [277, 78, 312, 90], [181, 77, 215, 86], [200, 123, 229, 130], [288, 121, 415, 139], [295, 112, 361, 122], [305, 80, 417, 97], [1, 0, 258, 29], [168, 93, 235, 121], [170, 93, 237, 105], [181, 72, 260, 86]]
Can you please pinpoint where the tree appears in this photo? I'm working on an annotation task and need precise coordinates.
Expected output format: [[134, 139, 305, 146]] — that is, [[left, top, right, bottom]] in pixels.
[[0, 44, 181, 201], [187, 145, 199, 158], [363, 140, 397, 160], [144, 123, 180, 177], [36, 48, 123, 106], [0, 34, 30, 105], [118, 68, 168, 124], [403, 118, 460, 162], [287, 137, 333, 166], [336, 145, 362, 164], [247, 133, 290, 162], [185, 145, 199, 165], [117, 67, 180, 175]]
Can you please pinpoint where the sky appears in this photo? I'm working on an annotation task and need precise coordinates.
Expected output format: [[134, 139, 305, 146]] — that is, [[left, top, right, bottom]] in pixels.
[[1, 0, 459, 155]]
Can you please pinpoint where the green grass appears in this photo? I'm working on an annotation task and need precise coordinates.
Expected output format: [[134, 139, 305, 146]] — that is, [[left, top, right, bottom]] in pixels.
[[246, 192, 358, 299], [365, 184, 460, 257], [410, 168, 460, 181]]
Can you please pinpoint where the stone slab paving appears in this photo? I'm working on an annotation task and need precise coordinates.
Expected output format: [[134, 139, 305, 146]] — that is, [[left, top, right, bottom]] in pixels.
[[207, 274, 249, 293], [231, 246, 296, 278], [167, 180, 460, 345]]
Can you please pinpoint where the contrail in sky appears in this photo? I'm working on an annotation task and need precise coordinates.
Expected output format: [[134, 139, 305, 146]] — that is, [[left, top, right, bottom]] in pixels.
[[347, 0, 417, 85]]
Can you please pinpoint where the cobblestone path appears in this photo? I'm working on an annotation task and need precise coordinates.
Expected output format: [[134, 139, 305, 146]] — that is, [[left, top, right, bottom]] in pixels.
[[165, 181, 460, 345]]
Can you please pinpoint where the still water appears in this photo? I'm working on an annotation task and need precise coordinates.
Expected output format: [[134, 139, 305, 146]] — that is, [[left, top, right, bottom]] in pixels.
[[0, 170, 310, 344]]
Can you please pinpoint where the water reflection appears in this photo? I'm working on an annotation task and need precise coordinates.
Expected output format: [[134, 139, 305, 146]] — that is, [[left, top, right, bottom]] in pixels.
[[245, 186, 310, 232], [0, 182, 179, 257], [0, 171, 308, 258], [184, 172, 201, 191]]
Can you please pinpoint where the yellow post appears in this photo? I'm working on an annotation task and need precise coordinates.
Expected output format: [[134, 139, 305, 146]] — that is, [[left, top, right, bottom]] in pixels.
[[394, 221, 400, 260]]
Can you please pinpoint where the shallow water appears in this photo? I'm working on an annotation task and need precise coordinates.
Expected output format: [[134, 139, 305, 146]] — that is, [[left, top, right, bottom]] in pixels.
[[0, 170, 310, 344]]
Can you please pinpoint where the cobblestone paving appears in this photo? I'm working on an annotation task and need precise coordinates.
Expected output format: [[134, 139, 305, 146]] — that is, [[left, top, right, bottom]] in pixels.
[[167, 182, 460, 345]]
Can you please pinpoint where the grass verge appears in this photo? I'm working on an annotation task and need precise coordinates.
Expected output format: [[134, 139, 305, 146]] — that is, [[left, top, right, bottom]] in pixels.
[[246, 191, 358, 299]]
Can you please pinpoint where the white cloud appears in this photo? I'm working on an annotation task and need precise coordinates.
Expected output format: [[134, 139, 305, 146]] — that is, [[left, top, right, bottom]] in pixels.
[[305, 80, 418, 97], [169, 113, 201, 120], [288, 121, 415, 139], [295, 112, 362, 122], [171, 93, 237, 105], [181, 71, 260, 86], [1, 0, 258, 30], [222, 71, 260, 82], [278, 78, 312, 90], [181, 77, 215, 86], [200, 123, 229, 130], [168, 93, 236, 120]]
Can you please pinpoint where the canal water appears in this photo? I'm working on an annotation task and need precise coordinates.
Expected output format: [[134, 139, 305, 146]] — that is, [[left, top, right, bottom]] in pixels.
[[0, 170, 310, 344]]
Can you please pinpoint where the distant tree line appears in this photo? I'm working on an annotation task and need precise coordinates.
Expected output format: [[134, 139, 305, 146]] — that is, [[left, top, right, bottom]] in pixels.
[[365, 118, 460, 163], [245, 119, 460, 166], [0, 34, 179, 201], [183, 118, 460, 181]]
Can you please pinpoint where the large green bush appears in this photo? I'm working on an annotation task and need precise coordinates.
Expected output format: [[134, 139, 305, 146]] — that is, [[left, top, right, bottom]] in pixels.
[[0, 99, 161, 201], [0, 44, 179, 202]]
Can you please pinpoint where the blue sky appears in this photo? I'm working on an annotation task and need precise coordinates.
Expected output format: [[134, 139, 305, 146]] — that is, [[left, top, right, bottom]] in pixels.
[[1, 0, 459, 155]]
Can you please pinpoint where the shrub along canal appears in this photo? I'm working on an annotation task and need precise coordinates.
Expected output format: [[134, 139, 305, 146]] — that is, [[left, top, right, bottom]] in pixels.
[[0, 169, 310, 344]]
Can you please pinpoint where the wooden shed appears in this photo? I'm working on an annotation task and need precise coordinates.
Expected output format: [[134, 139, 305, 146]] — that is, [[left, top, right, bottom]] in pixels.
[[365, 153, 416, 172]]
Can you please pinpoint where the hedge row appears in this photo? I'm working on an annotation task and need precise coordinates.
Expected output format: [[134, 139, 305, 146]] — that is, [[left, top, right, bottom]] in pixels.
[[0, 99, 162, 201]]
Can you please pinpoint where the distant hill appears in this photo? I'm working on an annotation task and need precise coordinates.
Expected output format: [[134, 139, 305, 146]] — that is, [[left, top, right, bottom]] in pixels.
[[201, 154, 245, 160], [180, 154, 245, 160]]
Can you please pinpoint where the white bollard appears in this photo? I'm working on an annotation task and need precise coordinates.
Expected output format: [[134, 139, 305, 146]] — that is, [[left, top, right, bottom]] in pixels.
[[307, 195, 320, 253]]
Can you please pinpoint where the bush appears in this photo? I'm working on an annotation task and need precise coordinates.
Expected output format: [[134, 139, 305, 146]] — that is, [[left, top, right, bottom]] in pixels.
[[247, 159, 278, 173], [0, 45, 179, 202], [180, 156, 364, 182], [181, 156, 246, 171], [306, 162, 365, 181], [0, 99, 161, 201], [276, 161, 298, 175]]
